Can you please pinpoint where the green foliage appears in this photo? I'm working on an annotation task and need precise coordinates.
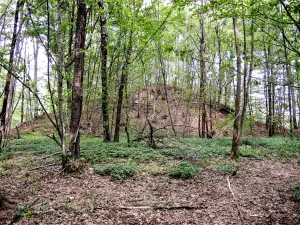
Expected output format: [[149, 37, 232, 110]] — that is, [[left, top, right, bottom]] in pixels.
[[40, 203, 49, 211], [16, 204, 33, 219], [0, 148, 13, 161], [290, 183, 300, 202], [10, 135, 60, 155], [215, 160, 238, 175], [80, 136, 165, 164], [185, 137, 232, 158], [94, 163, 136, 181], [169, 161, 199, 179], [239, 145, 267, 158], [10, 134, 299, 169], [240, 137, 300, 158]]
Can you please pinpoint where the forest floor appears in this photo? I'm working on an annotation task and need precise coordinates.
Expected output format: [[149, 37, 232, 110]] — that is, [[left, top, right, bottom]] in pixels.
[[1, 134, 300, 224]]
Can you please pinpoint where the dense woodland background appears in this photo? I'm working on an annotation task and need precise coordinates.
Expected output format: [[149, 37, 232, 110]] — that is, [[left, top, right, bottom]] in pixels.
[[0, 0, 300, 224], [0, 0, 299, 158]]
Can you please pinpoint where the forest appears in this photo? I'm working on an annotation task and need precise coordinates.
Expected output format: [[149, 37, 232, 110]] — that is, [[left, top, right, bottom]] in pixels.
[[0, 0, 300, 224]]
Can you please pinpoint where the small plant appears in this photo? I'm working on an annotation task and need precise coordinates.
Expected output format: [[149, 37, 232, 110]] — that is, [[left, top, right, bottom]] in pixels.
[[16, 205, 33, 219], [94, 163, 136, 181], [169, 161, 199, 179], [290, 183, 300, 201], [215, 161, 238, 175], [0, 148, 12, 161]]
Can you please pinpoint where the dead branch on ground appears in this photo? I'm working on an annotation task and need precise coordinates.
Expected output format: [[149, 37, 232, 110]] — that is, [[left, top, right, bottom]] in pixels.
[[95, 205, 203, 210], [227, 176, 246, 225]]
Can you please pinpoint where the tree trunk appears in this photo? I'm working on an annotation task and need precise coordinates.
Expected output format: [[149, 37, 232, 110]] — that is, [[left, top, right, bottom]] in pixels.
[[231, 16, 243, 159], [158, 50, 177, 137], [264, 44, 273, 136], [69, 0, 87, 158], [4, 36, 23, 142], [215, 21, 223, 105], [0, 0, 23, 150], [33, 38, 39, 119], [240, 20, 254, 137], [20, 61, 25, 124], [46, 0, 60, 138], [114, 27, 134, 142], [199, 16, 208, 138], [57, 0, 67, 168], [66, 0, 75, 109], [282, 30, 294, 133], [99, 0, 111, 142]]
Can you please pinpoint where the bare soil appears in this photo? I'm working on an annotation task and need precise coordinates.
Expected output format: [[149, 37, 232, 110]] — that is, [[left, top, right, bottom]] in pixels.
[[1, 157, 299, 225]]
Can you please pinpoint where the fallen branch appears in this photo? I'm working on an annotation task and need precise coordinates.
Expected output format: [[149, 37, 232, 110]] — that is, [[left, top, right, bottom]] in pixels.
[[39, 152, 61, 160], [95, 205, 203, 210], [227, 176, 246, 225], [29, 163, 59, 171]]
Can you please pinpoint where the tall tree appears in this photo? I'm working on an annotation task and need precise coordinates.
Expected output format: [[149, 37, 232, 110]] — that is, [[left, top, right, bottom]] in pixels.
[[199, 12, 210, 138], [69, 0, 87, 158], [231, 16, 242, 159], [0, 0, 24, 149], [99, 0, 111, 142], [57, 0, 67, 167]]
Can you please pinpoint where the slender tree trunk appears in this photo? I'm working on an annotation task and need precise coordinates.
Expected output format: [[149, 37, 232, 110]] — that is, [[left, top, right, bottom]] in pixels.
[[240, 20, 254, 137], [20, 60, 25, 124], [46, 0, 60, 138], [99, 0, 111, 141], [291, 86, 298, 130], [282, 31, 294, 133], [69, 0, 87, 158], [158, 50, 177, 137], [66, 0, 75, 109], [0, 0, 23, 150], [199, 16, 209, 138], [33, 38, 39, 119], [297, 60, 300, 129], [268, 46, 276, 135], [57, 0, 67, 167], [216, 21, 223, 105], [114, 25, 134, 142], [4, 36, 23, 142], [231, 16, 243, 159], [264, 44, 273, 136]]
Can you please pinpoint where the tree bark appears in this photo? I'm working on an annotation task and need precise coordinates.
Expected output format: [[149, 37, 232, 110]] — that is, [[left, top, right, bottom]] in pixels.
[[231, 16, 243, 159], [240, 20, 254, 137], [114, 26, 134, 142], [215, 21, 223, 105], [20, 60, 25, 124], [99, 0, 111, 142], [69, 0, 87, 158], [57, 0, 67, 167], [158, 49, 177, 137], [282, 30, 295, 133], [199, 15, 209, 138], [0, 0, 23, 150], [33, 38, 39, 119], [66, 0, 76, 109]]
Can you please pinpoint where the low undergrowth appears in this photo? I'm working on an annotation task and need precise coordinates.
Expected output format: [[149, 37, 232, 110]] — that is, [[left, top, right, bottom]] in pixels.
[[215, 160, 239, 175], [94, 163, 137, 181], [169, 161, 199, 179], [1, 132, 299, 181], [290, 183, 300, 202]]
